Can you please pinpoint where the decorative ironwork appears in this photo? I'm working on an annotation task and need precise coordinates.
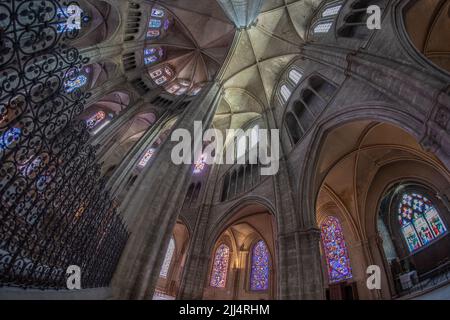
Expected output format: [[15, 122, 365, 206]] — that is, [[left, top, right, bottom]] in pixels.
[[0, 0, 128, 289]]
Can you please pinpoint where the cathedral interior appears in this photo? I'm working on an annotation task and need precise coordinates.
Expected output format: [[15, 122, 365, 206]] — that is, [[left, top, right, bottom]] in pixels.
[[0, 0, 450, 301]]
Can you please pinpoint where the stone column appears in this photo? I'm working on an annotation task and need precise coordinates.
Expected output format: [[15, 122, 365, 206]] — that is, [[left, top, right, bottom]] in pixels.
[[235, 249, 249, 299], [176, 201, 213, 300], [110, 83, 222, 299], [271, 154, 325, 300], [278, 227, 324, 299]]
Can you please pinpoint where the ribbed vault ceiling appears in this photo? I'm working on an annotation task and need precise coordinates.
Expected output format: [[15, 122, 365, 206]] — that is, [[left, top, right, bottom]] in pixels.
[[141, 0, 324, 132], [146, 1, 235, 95], [213, 0, 324, 135], [217, 0, 265, 28]]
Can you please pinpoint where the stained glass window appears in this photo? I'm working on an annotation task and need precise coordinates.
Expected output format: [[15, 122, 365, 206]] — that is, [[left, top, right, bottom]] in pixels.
[[289, 69, 303, 85], [176, 86, 189, 95], [144, 47, 164, 57], [155, 76, 168, 85], [65, 74, 88, 93], [210, 244, 230, 288], [250, 240, 270, 291], [146, 8, 169, 39], [149, 19, 162, 28], [168, 79, 191, 96], [280, 85, 291, 102], [314, 22, 333, 34], [189, 86, 202, 96], [86, 111, 106, 129], [144, 56, 157, 65], [151, 8, 165, 18], [193, 154, 207, 174], [19, 156, 44, 177], [320, 216, 353, 283], [164, 66, 174, 77], [56, 6, 89, 33], [163, 19, 170, 30], [398, 192, 447, 253], [160, 237, 175, 278], [0, 127, 21, 150], [150, 65, 175, 88], [144, 47, 164, 65], [147, 30, 160, 38], [138, 148, 155, 168], [150, 69, 163, 78], [144, 48, 155, 56], [311, 1, 341, 37], [322, 5, 342, 17], [167, 84, 180, 94], [56, 7, 78, 32]]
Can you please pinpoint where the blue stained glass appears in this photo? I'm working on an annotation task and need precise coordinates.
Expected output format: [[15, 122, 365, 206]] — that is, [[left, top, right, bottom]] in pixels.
[[144, 56, 158, 65], [144, 48, 163, 63], [210, 244, 230, 288], [56, 8, 75, 33], [321, 216, 353, 283], [149, 19, 162, 28], [56, 22, 67, 33], [0, 127, 21, 150], [151, 8, 165, 18], [144, 48, 157, 56], [65, 75, 87, 93], [250, 240, 270, 291], [163, 19, 170, 30], [56, 7, 87, 33]]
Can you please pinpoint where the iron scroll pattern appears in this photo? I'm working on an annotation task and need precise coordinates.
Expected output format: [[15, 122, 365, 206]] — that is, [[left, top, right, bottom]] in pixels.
[[0, 0, 129, 289]]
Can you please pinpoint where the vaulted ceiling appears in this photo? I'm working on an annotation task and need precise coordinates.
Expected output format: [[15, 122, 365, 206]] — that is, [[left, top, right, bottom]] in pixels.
[[217, 0, 265, 28], [213, 0, 325, 137], [138, 0, 325, 133], [315, 121, 449, 241], [145, 0, 235, 95], [404, 0, 450, 73]]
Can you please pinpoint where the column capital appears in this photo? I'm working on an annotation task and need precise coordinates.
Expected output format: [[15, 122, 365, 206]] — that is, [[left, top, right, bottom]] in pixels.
[[278, 227, 321, 242]]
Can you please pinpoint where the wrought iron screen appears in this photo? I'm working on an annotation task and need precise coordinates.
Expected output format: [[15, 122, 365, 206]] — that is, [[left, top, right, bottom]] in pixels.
[[0, 0, 128, 289]]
